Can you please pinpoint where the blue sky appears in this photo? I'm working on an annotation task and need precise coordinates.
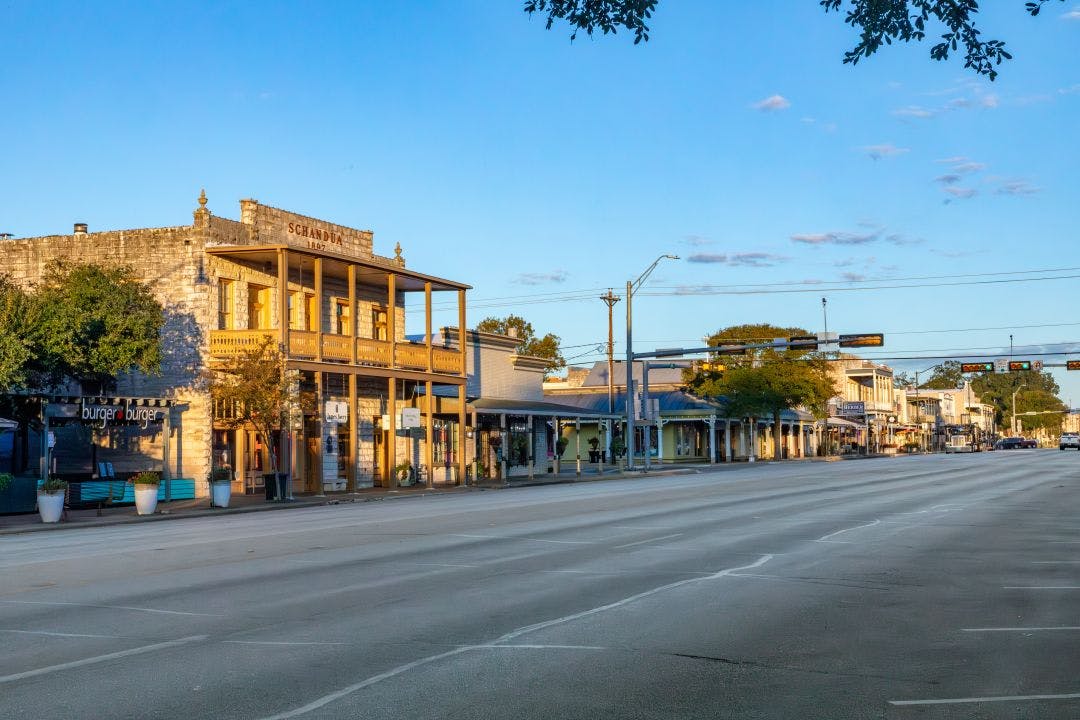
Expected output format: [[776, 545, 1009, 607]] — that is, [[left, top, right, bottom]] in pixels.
[[2, 1, 1078, 401]]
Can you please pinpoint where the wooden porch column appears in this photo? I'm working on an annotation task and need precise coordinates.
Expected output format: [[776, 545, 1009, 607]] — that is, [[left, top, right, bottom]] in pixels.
[[314, 257, 323, 362], [162, 409, 172, 501], [707, 416, 716, 464], [278, 249, 289, 349], [458, 289, 467, 377], [575, 418, 581, 477], [499, 413, 507, 482], [725, 419, 733, 461], [457, 384, 466, 486], [388, 273, 397, 361], [387, 377, 397, 488], [348, 373, 357, 491], [425, 379, 434, 489], [314, 371, 324, 494], [552, 417, 560, 474], [348, 264, 357, 364], [425, 281, 433, 372], [527, 415, 534, 480]]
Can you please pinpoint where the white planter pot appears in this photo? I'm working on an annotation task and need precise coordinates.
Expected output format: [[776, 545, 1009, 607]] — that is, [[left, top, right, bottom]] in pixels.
[[38, 493, 64, 523], [211, 481, 232, 508], [134, 485, 159, 515]]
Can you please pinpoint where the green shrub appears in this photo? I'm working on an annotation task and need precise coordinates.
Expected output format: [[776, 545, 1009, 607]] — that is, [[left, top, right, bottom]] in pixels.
[[0, 472, 13, 493], [40, 476, 68, 495], [131, 471, 161, 486]]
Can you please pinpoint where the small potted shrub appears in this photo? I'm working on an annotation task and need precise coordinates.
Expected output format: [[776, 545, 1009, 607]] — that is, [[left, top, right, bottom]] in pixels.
[[587, 437, 601, 463], [209, 467, 233, 508], [131, 471, 161, 516], [38, 475, 68, 523], [394, 460, 413, 486]]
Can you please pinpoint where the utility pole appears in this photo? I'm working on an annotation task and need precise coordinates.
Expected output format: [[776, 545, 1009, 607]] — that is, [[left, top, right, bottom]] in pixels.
[[599, 290, 620, 415]]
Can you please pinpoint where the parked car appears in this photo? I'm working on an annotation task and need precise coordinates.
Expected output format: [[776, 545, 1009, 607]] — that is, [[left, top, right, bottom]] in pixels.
[[994, 437, 1024, 450], [1060, 433, 1080, 450], [1020, 437, 1038, 449]]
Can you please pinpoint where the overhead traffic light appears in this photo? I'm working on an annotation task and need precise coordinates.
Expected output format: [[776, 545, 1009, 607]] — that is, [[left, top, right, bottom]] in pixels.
[[788, 335, 819, 350], [838, 333, 884, 348], [1008, 360, 1031, 371], [960, 362, 994, 373]]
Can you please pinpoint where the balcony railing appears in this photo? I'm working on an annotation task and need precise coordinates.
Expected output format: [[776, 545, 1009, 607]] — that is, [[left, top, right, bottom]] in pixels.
[[209, 329, 463, 377]]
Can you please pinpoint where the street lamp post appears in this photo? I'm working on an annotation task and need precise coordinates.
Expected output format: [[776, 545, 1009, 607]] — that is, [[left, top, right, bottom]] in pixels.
[[625, 254, 679, 470], [1011, 384, 1026, 435]]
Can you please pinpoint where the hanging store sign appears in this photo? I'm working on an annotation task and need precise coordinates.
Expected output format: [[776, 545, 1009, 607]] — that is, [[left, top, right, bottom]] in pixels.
[[399, 408, 421, 428], [324, 401, 349, 424], [840, 401, 866, 416], [80, 399, 164, 429]]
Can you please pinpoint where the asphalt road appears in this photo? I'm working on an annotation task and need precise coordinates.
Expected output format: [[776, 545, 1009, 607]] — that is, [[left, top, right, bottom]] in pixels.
[[1, 451, 1078, 719]]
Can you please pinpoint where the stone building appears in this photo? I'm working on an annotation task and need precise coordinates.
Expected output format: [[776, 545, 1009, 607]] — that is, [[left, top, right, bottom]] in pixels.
[[0, 192, 469, 496]]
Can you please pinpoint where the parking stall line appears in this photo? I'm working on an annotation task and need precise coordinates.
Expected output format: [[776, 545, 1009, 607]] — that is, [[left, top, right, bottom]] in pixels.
[[890, 691, 1080, 706], [0, 635, 208, 684]]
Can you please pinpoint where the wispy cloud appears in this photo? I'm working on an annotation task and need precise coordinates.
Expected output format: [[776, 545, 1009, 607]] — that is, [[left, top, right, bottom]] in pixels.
[[1062, 7, 1080, 20], [791, 230, 881, 246], [942, 186, 977, 200], [935, 173, 962, 185], [516, 270, 568, 285], [681, 234, 713, 247], [892, 105, 936, 119], [1060, 84, 1080, 95], [996, 180, 1041, 196], [937, 156, 986, 174], [686, 252, 788, 267], [886, 234, 924, 246], [752, 94, 791, 112], [840, 272, 867, 282], [861, 143, 909, 160]]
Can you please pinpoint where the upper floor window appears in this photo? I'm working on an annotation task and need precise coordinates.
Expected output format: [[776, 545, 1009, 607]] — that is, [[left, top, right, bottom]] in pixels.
[[248, 284, 270, 330], [334, 299, 351, 335], [306, 293, 319, 332], [217, 280, 234, 330], [371, 305, 388, 341]]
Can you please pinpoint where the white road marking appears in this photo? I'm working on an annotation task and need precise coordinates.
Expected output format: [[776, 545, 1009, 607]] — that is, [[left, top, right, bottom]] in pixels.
[[404, 562, 479, 569], [1003, 586, 1080, 590], [257, 554, 773, 719], [0, 600, 222, 617], [0, 635, 207, 684], [1032, 561, 1080, 564], [816, 519, 880, 542], [0, 629, 126, 639], [890, 691, 1080, 706], [540, 570, 590, 574], [611, 525, 675, 531], [448, 533, 592, 545], [223, 641, 346, 646], [962, 626, 1080, 632], [614, 533, 684, 549], [481, 644, 606, 650]]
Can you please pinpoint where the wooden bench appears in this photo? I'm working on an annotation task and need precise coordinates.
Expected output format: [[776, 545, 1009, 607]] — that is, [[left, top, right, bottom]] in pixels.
[[64, 463, 128, 515]]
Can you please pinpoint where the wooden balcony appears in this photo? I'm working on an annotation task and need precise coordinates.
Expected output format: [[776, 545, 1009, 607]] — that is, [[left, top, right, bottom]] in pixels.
[[208, 330, 463, 377]]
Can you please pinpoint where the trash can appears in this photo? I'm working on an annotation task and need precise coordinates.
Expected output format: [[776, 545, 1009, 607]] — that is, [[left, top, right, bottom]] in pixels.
[[263, 473, 289, 501]]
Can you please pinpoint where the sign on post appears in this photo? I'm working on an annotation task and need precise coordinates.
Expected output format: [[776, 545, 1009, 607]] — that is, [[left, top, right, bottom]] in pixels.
[[841, 401, 866, 415]]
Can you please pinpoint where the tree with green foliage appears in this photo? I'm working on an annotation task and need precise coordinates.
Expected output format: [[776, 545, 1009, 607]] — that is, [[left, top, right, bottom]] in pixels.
[[525, 0, 1063, 79], [0, 276, 37, 390], [684, 323, 837, 460], [208, 337, 302, 484], [32, 262, 164, 392], [969, 369, 1065, 433], [921, 361, 964, 390], [475, 314, 565, 371]]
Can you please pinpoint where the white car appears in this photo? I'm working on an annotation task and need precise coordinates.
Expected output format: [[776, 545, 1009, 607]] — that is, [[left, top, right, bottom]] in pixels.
[[1059, 433, 1080, 450]]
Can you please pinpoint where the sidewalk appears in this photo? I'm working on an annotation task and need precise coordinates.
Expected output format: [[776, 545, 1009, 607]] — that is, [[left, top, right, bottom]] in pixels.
[[0, 454, 896, 535]]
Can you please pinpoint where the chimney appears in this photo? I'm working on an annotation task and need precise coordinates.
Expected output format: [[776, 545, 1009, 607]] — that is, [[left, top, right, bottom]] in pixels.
[[74, 223, 88, 235]]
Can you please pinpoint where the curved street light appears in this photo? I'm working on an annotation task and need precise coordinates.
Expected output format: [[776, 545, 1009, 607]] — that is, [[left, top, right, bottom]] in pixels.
[[625, 254, 679, 470]]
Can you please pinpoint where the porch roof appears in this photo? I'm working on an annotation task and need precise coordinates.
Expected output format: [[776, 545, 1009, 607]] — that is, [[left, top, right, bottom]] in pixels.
[[469, 397, 618, 419]]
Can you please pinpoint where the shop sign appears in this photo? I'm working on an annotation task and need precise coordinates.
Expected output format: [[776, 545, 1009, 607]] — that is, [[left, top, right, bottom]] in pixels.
[[399, 408, 421, 428], [841, 401, 865, 415], [324, 401, 349, 424], [80, 400, 163, 429]]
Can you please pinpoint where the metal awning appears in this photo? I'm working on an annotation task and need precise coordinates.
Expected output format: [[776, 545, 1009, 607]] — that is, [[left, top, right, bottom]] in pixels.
[[826, 417, 862, 428]]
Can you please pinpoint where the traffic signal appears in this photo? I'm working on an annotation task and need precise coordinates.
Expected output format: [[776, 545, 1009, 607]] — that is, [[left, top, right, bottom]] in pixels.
[[838, 333, 884, 347], [1068, 360, 1080, 371], [788, 335, 819, 350], [1008, 360, 1031, 371], [960, 362, 994, 373], [700, 362, 726, 374]]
